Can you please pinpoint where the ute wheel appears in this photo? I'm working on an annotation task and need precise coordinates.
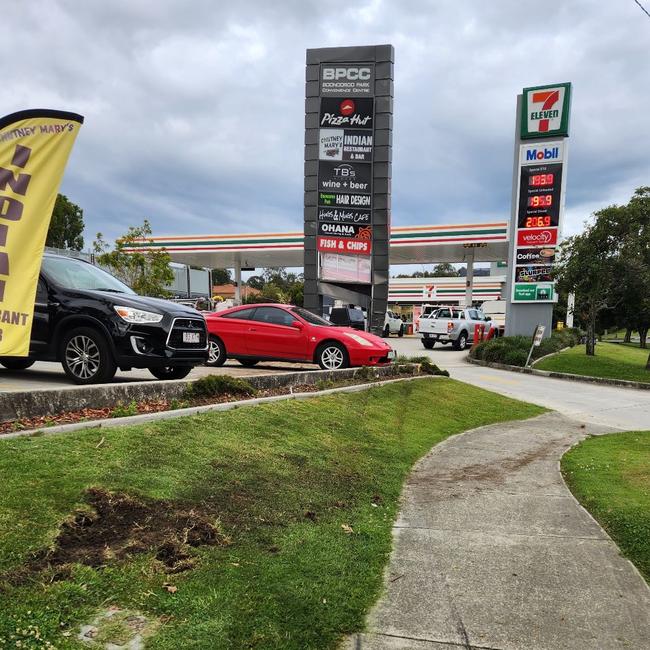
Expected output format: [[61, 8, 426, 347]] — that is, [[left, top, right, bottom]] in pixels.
[[316, 342, 349, 371], [382, 325, 390, 338], [0, 358, 35, 370], [453, 331, 468, 351], [149, 366, 192, 380], [237, 359, 259, 367], [422, 339, 435, 350], [61, 326, 117, 384], [398, 324, 404, 338], [206, 335, 227, 367]]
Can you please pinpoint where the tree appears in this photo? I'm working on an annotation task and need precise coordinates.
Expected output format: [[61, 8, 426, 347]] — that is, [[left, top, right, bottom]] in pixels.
[[395, 264, 458, 278], [432, 263, 459, 277], [555, 207, 622, 355], [247, 275, 265, 290], [93, 220, 174, 298], [555, 187, 650, 365], [242, 267, 304, 306], [46, 194, 84, 250], [211, 268, 232, 285]]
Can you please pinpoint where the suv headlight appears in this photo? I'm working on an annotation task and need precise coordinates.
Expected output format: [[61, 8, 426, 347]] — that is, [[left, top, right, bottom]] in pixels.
[[114, 305, 163, 324]]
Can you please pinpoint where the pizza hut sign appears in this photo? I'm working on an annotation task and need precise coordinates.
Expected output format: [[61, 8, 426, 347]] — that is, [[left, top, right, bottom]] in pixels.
[[516, 228, 558, 247]]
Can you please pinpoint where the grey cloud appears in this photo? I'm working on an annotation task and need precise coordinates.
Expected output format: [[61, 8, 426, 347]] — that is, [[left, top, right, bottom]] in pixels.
[[3, 0, 649, 246]]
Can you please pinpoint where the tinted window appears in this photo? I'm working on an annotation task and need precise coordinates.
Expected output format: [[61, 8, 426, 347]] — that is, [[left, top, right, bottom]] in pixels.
[[468, 309, 479, 320], [329, 309, 348, 324], [41, 256, 135, 294], [437, 308, 451, 318], [291, 307, 332, 327], [220, 307, 257, 320], [251, 307, 295, 327], [349, 309, 365, 322]]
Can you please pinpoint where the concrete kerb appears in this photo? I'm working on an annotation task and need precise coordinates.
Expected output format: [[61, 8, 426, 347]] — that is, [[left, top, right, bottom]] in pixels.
[[0, 364, 417, 423], [466, 355, 650, 391], [1, 374, 442, 440]]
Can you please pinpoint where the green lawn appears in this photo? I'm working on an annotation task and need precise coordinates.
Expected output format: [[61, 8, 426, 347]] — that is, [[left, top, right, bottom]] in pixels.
[[0, 379, 544, 649], [562, 431, 650, 581], [535, 341, 650, 383]]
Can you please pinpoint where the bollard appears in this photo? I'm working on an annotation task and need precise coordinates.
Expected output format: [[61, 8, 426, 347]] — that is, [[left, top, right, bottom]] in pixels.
[[473, 324, 482, 346]]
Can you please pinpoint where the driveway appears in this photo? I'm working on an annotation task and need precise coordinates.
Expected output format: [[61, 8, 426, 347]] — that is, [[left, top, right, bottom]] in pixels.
[[388, 337, 650, 431]]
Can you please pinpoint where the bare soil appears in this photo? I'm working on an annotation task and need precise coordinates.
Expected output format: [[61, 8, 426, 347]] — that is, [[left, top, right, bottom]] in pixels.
[[5, 487, 227, 585]]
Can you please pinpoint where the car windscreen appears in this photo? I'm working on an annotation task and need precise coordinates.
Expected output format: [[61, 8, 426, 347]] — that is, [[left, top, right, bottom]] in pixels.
[[41, 256, 135, 294], [291, 307, 333, 327]]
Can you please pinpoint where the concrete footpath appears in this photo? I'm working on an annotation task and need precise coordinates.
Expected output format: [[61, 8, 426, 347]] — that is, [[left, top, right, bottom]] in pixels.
[[348, 412, 650, 649]]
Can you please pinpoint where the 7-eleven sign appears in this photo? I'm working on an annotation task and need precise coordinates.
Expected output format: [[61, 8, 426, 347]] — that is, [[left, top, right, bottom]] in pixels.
[[521, 82, 571, 139]]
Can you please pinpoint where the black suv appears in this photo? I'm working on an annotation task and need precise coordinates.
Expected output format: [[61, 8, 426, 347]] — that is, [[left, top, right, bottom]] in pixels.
[[328, 307, 366, 331], [0, 254, 208, 384]]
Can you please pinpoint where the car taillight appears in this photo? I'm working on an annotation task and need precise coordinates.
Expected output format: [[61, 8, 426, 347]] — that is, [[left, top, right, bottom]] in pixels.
[[447, 322, 454, 332]]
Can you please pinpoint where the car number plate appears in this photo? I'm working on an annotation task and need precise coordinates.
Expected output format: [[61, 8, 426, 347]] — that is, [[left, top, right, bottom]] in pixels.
[[387, 350, 396, 359], [182, 332, 200, 344]]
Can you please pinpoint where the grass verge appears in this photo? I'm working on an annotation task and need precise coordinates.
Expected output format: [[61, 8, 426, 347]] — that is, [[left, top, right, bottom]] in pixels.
[[535, 341, 650, 384], [0, 379, 544, 649], [562, 431, 650, 581]]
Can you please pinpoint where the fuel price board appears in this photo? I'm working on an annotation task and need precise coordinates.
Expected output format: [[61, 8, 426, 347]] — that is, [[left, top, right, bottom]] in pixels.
[[512, 142, 566, 303]]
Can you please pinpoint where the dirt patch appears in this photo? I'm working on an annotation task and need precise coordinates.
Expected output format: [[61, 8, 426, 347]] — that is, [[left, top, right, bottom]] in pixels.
[[6, 488, 227, 584], [413, 439, 560, 487]]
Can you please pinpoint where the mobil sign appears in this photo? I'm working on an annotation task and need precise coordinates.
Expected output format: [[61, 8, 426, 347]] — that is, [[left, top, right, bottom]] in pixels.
[[520, 141, 564, 166], [517, 227, 558, 247], [521, 83, 571, 139]]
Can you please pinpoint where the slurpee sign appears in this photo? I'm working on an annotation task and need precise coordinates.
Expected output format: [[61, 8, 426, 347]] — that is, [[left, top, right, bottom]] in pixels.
[[521, 83, 571, 139]]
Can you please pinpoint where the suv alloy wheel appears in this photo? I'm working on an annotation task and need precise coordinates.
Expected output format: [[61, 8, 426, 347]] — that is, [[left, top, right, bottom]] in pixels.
[[61, 326, 117, 384]]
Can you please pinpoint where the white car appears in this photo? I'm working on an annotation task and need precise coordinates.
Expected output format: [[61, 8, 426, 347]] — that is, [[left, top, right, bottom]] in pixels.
[[383, 310, 405, 338]]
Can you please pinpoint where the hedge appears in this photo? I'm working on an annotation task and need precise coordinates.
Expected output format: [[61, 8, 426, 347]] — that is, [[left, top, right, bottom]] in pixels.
[[469, 328, 582, 367]]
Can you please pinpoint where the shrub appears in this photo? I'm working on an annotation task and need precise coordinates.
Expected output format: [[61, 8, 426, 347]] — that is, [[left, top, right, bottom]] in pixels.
[[185, 375, 257, 400], [111, 400, 138, 418], [393, 356, 449, 377], [501, 348, 529, 367], [470, 330, 580, 367]]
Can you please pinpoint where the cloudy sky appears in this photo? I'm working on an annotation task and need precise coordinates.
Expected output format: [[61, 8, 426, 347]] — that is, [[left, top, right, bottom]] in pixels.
[[4, 0, 649, 249]]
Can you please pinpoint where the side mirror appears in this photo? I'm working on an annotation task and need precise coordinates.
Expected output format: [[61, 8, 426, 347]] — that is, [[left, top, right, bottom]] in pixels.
[[291, 320, 304, 330], [485, 316, 492, 321]]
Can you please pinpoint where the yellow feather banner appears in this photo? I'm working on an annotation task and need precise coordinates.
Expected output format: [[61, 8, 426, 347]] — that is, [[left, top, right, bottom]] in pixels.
[[0, 109, 83, 356]]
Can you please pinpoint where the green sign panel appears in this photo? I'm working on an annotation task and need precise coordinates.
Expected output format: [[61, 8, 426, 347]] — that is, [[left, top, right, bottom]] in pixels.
[[521, 82, 571, 140], [513, 283, 554, 302]]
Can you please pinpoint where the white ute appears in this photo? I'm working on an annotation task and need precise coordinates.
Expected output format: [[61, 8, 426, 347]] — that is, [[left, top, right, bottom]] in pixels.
[[419, 306, 496, 351], [382, 310, 404, 338]]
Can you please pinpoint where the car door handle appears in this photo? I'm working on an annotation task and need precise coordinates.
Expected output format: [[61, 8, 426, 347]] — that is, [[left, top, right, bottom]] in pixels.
[[48, 302, 60, 308], [248, 327, 257, 332]]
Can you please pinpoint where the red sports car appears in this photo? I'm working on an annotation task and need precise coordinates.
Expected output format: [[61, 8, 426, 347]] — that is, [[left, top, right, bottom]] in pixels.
[[204, 303, 395, 370]]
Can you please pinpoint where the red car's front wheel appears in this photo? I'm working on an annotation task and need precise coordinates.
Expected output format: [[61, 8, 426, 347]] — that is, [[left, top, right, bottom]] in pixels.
[[316, 342, 349, 370]]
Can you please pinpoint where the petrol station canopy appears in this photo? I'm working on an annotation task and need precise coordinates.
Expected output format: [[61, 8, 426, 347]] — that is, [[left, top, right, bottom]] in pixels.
[[127, 221, 508, 269]]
